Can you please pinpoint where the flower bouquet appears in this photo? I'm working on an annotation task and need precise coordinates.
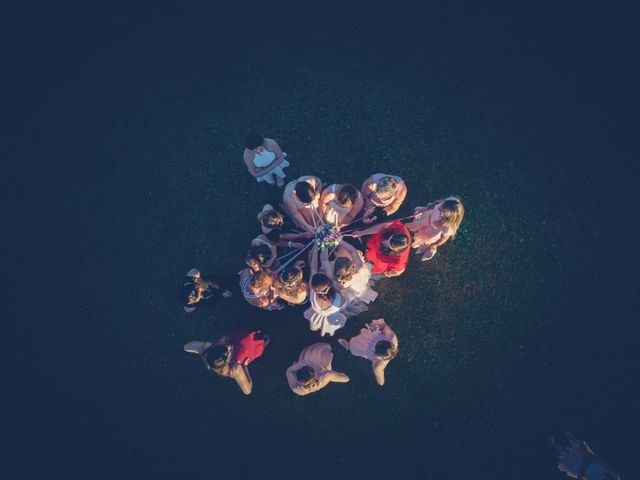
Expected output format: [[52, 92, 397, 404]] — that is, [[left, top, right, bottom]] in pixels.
[[314, 223, 341, 249]]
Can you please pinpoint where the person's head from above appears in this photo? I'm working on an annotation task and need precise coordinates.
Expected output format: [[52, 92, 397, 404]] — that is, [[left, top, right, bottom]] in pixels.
[[182, 285, 202, 306], [375, 176, 399, 200], [436, 197, 465, 237], [294, 181, 319, 205], [279, 265, 303, 287], [249, 269, 273, 291], [374, 340, 398, 361], [333, 256, 355, 287], [245, 129, 265, 152], [204, 344, 232, 374], [310, 273, 334, 298], [258, 209, 285, 230], [246, 244, 271, 271], [381, 229, 409, 255], [295, 365, 317, 387], [336, 184, 358, 208]]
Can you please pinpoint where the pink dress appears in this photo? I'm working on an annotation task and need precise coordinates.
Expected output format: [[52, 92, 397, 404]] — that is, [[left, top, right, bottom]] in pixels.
[[282, 175, 323, 230], [407, 207, 451, 249], [347, 319, 398, 361], [286, 343, 334, 395]]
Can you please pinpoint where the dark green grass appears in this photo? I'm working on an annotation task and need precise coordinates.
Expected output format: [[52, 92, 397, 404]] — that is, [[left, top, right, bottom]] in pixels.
[[21, 7, 637, 478]]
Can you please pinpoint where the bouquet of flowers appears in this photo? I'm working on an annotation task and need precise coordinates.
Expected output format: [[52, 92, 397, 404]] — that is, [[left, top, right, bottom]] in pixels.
[[314, 223, 341, 249]]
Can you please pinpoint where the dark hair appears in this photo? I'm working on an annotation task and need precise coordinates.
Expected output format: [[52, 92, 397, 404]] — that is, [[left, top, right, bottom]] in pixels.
[[310, 273, 335, 301], [265, 229, 281, 243], [374, 340, 398, 361], [337, 184, 358, 207], [311, 273, 332, 292], [244, 129, 264, 150], [295, 365, 316, 386], [295, 181, 315, 204], [333, 257, 355, 284], [389, 233, 409, 252], [247, 244, 272, 265], [259, 209, 285, 229], [382, 228, 409, 256], [181, 284, 197, 306], [204, 344, 230, 372]]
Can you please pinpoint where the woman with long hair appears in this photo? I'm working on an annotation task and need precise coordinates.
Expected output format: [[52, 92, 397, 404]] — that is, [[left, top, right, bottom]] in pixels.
[[238, 268, 281, 310], [406, 196, 464, 261]]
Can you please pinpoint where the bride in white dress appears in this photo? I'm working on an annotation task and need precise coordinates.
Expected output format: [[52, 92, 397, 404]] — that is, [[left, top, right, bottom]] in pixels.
[[320, 242, 378, 317], [303, 245, 348, 336]]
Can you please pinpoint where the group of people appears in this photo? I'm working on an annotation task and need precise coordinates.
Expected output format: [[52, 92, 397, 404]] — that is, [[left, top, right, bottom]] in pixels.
[[182, 130, 465, 395]]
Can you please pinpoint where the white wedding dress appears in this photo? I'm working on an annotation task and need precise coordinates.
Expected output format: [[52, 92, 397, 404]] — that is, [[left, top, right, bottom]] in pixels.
[[304, 292, 347, 337]]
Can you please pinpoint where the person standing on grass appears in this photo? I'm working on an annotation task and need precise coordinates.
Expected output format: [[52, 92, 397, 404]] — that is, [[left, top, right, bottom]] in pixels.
[[338, 319, 398, 386], [282, 175, 323, 233], [243, 129, 289, 187], [286, 342, 349, 395], [184, 330, 270, 395], [406, 196, 464, 261], [319, 183, 363, 227], [319, 243, 378, 317], [351, 219, 411, 279], [360, 173, 407, 223], [181, 268, 233, 313]]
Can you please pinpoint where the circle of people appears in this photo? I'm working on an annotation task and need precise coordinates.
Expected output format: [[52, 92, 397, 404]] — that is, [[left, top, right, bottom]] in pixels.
[[183, 130, 465, 396]]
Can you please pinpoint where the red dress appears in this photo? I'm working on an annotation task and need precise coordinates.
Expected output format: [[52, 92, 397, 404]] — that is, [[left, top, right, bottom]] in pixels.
[[229, 330, 266, 365], [365, 220, 411, 274]]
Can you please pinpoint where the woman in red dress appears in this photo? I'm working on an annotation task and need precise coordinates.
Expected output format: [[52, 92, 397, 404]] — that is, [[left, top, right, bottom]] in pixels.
[[352, 220, 411, 278], [183, 330, 269, 395]]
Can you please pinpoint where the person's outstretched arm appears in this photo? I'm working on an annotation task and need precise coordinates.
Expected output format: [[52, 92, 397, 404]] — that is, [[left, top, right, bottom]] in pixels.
[[320, 248, 333, 278], [325, 370, 350, 383], [339, 241, 364, 269], [319, 185, 335, 214], [309, 244, 320, 276], [340, 194, 364, 227], [283, 195, 316, 232], [372, 360, 387, 386], [232, 364, 253, 395], [352, 220, 395, 238]]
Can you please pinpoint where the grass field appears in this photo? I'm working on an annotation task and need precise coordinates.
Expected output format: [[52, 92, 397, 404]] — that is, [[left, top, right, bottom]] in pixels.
[[11, 4, 637, 478]]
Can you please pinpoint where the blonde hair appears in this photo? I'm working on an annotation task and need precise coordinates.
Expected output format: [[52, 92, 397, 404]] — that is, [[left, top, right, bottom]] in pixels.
[[250, 269, 273, 290], [334, 257, 355, 284], [437, 197, 464, 237], [376, 176, 399, 199]]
